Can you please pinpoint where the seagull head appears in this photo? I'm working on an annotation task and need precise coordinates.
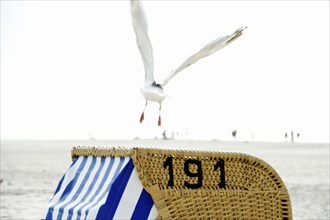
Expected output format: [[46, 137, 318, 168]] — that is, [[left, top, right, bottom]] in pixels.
[[152, 81, 163, 89]]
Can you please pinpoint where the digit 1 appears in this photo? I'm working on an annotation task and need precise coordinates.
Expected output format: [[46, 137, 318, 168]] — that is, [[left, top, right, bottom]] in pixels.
[[214, 159, 225, 188], [184, 159, 203, 189], [163, 156, 174, 187]]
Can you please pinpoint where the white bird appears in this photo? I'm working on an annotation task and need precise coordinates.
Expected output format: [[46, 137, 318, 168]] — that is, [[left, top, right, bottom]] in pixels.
[[131, 0, 246, 126]]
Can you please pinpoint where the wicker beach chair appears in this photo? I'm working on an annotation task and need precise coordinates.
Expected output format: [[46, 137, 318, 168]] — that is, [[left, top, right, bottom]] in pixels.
[[44, 147, 292, 219], [131, 147, 292, 219]]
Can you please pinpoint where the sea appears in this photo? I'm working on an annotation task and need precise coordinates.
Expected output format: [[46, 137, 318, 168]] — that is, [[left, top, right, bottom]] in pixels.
[[1, 139, 329, 219]]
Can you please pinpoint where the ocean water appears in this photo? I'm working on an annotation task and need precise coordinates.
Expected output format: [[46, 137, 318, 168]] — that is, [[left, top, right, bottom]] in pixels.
[[1, 139, 329, 219]]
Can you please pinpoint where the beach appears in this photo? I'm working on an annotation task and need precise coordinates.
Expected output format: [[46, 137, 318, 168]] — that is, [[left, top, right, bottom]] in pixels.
[[1, 139, 329, 219]]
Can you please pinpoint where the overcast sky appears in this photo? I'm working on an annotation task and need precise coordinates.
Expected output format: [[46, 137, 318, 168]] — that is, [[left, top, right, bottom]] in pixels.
[[1, 1, 329, 142]]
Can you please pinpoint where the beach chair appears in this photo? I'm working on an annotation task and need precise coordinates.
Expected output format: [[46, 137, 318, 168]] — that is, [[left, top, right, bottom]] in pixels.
[[44, 147, 292, 219]]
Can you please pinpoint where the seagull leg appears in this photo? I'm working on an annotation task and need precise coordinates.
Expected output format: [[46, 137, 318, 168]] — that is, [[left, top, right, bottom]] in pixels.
[[158, 104, 162, 126], [139, 101, 147, 123]]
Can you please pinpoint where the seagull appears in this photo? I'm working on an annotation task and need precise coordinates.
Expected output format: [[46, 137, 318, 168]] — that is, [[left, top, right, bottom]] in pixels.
[[131, 0, 246, 126]]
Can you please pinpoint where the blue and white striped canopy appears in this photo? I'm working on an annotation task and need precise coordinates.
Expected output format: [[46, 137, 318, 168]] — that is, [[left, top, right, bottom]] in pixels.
[[44, 156, 158, 220]]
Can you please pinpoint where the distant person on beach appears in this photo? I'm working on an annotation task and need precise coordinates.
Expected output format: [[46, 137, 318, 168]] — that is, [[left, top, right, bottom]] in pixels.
[[232, 130, 237, 139], [162, 130, 167, 140]]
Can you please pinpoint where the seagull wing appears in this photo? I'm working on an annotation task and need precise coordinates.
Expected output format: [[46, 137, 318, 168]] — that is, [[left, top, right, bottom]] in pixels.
[[131, 0, 154, 85], [161, 26, 247, 87]]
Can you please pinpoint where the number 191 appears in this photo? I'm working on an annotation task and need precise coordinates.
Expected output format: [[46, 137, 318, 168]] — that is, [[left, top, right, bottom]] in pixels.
[[163, 156, 225, 189]]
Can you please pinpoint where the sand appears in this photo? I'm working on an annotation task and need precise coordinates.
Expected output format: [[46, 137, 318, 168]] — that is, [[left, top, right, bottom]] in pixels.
[[1, 139, 329, 219]]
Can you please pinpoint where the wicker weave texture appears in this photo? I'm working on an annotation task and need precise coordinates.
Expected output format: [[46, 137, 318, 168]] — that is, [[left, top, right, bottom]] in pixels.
[[132, 148, 292, 220]]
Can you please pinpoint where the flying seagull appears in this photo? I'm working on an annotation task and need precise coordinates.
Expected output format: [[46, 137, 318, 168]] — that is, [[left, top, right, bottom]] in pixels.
[[131, 0, 246, 126]]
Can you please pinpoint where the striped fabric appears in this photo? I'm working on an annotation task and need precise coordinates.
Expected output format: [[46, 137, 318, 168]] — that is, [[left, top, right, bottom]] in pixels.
[[44, 156, 158, 220]]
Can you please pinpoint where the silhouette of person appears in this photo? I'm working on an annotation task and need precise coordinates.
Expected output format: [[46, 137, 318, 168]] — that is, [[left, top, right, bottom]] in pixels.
[[291, 131, 294, 142], [232, 130, 237, 139]]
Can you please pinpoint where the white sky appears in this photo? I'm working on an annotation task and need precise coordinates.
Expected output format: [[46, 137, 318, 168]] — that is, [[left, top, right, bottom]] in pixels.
[[1, 1, 329, 142]]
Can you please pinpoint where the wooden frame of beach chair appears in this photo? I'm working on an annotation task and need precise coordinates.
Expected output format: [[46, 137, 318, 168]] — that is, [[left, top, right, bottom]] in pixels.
[[71, 147, 292, 219]]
